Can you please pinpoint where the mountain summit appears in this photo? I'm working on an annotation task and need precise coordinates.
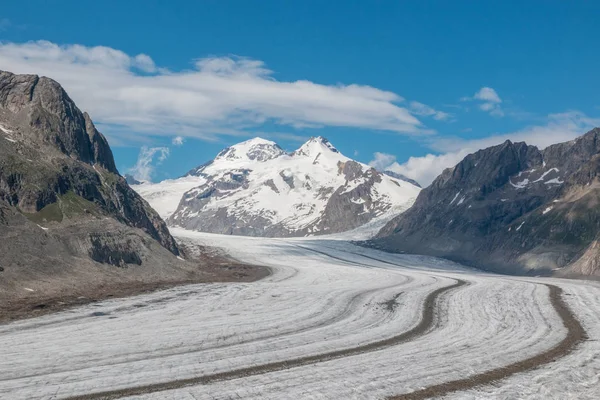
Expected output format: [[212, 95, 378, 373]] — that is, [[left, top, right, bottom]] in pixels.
[[0, 70, 178, 255], [214, 137, 285, 162], [0, 72, 118, 174], [135, 136, 420, 237], [293, 136, 339, 157]]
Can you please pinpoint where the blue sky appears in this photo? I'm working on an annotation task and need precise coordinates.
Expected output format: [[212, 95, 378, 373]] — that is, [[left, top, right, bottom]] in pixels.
[[1, 1, 599, 185]]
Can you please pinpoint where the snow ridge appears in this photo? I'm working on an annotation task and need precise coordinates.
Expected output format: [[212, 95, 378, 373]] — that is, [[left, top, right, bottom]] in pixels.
[[134, 136, 420, 237]]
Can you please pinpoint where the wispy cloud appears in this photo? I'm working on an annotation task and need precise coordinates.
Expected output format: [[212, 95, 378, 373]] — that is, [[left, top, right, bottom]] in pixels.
[[0, 40, 436, 144], [462, 86, 503, 117], [408, 101, 452, 121], [374, 111, 600, 186], [128, 146, 170, 182], [384, 151, 469, 188], [368, 152, 398, 171], [172, 136, 185, 146]]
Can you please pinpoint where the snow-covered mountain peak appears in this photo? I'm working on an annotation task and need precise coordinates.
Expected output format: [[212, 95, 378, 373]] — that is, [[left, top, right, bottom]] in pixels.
[[134, 135, 420, 238], [215, 137, 284, 162], [293, 136, 339, 158]]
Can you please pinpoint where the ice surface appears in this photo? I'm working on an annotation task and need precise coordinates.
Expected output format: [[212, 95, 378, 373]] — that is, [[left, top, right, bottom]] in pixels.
[[0, 231, 598, 399]]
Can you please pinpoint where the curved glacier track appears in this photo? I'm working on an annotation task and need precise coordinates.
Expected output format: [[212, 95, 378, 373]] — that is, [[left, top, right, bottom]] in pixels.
[[62, 281, 465, 400], [0, 232, 598, 400]]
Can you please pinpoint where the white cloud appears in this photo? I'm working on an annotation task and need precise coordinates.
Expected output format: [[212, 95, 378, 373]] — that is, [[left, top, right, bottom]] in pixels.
[[128, 146, 170, 182], [428, 111, 600, 153], [474, 87, 501, 103], [172, 136, 184, 146], [385, 151, 470, 187], [0, 40, 430, 143], [479, 102, 495, 111], [464, 86, 503, 117], [378, 111, 600, 187], [409, 101, 452, 121], [368, 150, 467, 187], [368, 152, 398, 171], [133, 54, 156, 73]]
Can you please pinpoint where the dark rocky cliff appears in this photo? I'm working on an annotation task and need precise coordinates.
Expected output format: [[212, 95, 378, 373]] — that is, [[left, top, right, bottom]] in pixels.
[[0, 70, 179, 257], [372, 129, 600, 277]]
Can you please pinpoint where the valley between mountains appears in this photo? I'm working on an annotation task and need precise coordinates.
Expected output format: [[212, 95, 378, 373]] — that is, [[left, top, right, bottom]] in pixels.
[[2, 70, 600, 400]]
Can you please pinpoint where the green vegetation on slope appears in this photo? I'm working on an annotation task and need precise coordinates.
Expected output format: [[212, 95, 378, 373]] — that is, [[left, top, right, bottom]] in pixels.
[[23, 191, 102, 224]]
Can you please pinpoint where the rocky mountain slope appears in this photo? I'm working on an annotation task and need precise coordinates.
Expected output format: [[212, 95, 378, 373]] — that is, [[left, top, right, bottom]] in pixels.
[[372, 128, 600, 277], [134, 137, 420, 237], [0, 70, 242, 313]]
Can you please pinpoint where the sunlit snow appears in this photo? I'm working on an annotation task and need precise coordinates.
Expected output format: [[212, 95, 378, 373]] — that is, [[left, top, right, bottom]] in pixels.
[[134, 137, 420, 234], [1, 232, 598, 399]]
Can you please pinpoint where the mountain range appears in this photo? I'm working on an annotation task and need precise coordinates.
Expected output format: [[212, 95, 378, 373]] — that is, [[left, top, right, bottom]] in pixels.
[[3, 68, 600, 282], [371, 129, 600, 277], [134, 137, 421, 237]]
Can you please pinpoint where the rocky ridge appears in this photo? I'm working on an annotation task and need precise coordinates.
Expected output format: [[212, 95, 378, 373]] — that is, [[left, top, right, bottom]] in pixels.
[[0, 70, 228, 312], [0, 70, 178, 256], [372, 128, 600, 277]]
